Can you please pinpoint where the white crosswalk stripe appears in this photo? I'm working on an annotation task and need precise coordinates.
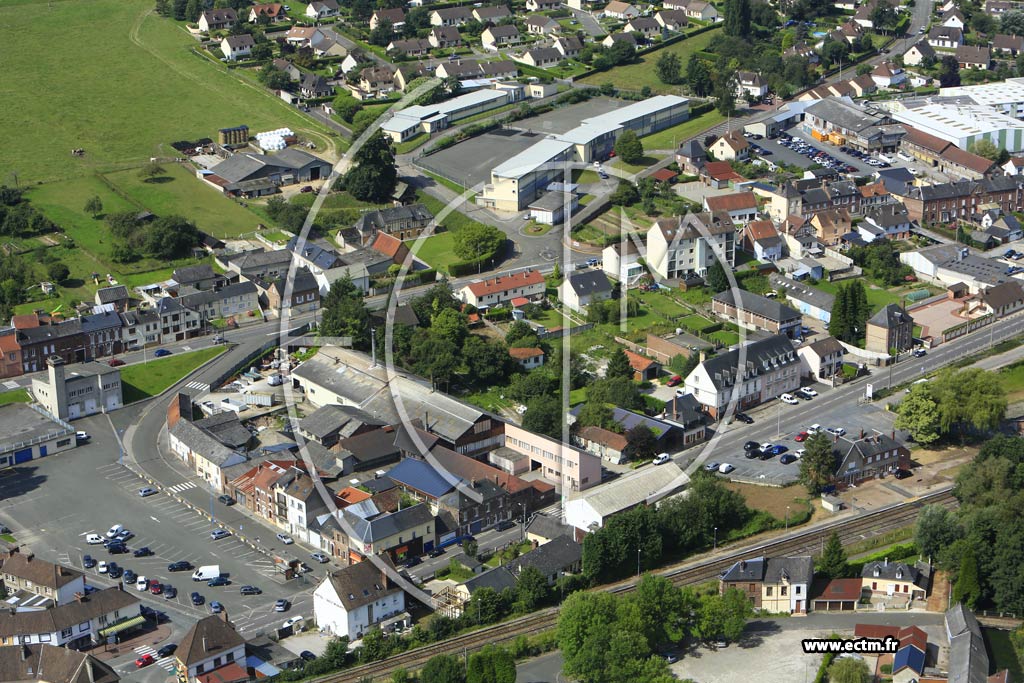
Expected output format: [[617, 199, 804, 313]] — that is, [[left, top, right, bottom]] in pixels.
[[184, 381, 210, 392], [167, 481, 198, 493], [134, 646, 156, 656], [156, 657, 176, 671]]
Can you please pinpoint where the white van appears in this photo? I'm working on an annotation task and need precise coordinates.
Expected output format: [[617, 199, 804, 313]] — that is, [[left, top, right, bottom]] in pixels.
[[191, 565, 222, 582], [897, 151, 913, 162]]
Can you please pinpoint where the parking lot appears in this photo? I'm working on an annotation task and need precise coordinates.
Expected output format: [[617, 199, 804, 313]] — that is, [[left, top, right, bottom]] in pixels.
[[677, 380, 902, 486], [417, 129, 547, 190], [752, 130, 877, 175], [0, 414, 315, 638]]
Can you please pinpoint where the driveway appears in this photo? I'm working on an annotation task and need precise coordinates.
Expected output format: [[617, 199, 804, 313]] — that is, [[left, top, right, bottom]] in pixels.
[[569, 8, 604, 37]]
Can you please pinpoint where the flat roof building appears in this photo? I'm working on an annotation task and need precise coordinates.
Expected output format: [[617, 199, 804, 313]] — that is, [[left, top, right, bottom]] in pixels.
[[0, 403, 75, 470], [883, 96, 1024, 152], [381, 89, 512, 142]]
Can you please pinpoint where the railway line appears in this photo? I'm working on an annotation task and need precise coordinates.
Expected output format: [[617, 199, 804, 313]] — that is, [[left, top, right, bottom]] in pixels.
[[320, 487, 957, 682]]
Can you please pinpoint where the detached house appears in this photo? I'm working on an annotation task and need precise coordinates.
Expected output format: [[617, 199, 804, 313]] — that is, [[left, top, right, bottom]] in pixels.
[[429, 26, 462, 49], [743, 220, 783, 262], [957, 45, 991, 69], [482, 25, 521, 51], [625, 17, 661, 36], [865, 303, 913, 354], [306, 0, 339, 18], [430, 7, 472, 26], [248, 3, 286, 22], [509, 347, 546, 369], [903, 40, 935, 66], [870, 61, 906, 88], [719, 556, 814, 614], [459, 269, 544, 308], [656, 9, 688, 29], [473, 4, 512, 22], [704, 190, 758, 223], [861, 559, 929, 601], [554, 35, 583, 57], [796, 335, 846, 382], [199, 8, 238, 31], [860, 203, 913, 240], [603, 0, 640, 18], [220, 34, 254, 61], [736, 71, 768, 99], [710, 131, 749, 161], [835, 432, 910, 484], [519, 47, 562, 68], [526, 0, 560, 9], [371, 8, 405, 29], [646, 212, 736, 280], [175, 614, 247, 683], [993, 33, 1024, 55], [927, 25, 963, 49], [559, 270, 613, 312], [313, 558, 406, 640], [525, 15, 561, 34]]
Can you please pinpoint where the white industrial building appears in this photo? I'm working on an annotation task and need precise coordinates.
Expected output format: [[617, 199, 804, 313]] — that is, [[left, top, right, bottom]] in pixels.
[[564, 462, 689, 533], [882, 97, 1024, 152], [381, 88, 514, 142], [941, 78, 1024, 118]]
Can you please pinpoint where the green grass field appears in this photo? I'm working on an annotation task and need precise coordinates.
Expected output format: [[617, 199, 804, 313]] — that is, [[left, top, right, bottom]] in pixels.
[[641, 110, 728, 149], [0, 0, 334, 184], [411, 232, 460, 274], [579, 29, 721, 93], [120, 347, 226, 403], [0, 390, 31, 407]]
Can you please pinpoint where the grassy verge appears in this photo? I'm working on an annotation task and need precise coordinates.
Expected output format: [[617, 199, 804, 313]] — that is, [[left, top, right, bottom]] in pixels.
[[0, 390, 31, 406], [641, 110, 728, 149], [411, 232, 461, 274], [578, 28, 720, 93], [421, 169, 470, 196], [120, 347, 226, 403], [984, 628, 1024, 683], [394, 133, 430, 155]]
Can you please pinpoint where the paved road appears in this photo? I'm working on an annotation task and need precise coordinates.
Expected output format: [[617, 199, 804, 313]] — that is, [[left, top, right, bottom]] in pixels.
[[568, 8, 604, 37]]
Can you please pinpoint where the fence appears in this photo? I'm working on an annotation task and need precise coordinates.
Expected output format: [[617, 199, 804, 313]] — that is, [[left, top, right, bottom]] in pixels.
[[942, 312, 993, 343]]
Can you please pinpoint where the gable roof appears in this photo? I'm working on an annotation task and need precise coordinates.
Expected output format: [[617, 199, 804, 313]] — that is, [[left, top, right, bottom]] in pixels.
[[565, 270, 612, 297], [322, 555, 400, 611], [0, 645, 118, 683], [712, 289, 801, 323], [699, 335, 799, 391], [510, 535, 581, 576], [0, 550, 82, 590], [508, 347, 545, 360], [705, 191, 756, 212], [462, 566, 517, 594], [178, 614, 246, 667], [343, 503, 434, 543], [868, 303, 912, 328], [624, 349, 658, 373], [465, 270, 544, 298], [578, 425, 628, 451], [0, 588, 139, 639]]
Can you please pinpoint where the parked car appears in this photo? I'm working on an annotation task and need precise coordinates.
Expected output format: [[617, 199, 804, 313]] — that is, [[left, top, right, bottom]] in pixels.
[[780, 454, 797, 465], [138, 487, 158, 497], [210, 529, 231, 541], [780, 393, 799, 405], [801, 387, 818, 397], [108, 358, 125, 367], [135, 655, 155, 668], [149, 580, 163, 595], [403, 557, 421, 568], [115, 529, 133, 542], [666, 375, 682, 387], [794, 431, 809, 442], [168, 561, 192, 572], [825, 426, 846, 437], [794, 389, 813, 401], [282, 616, 304, 629], [218, 495, 235, 506], [105, 524, 123, 539], [124, 570, 137, 584], [97, 560, 108, 573], [913, 348, 927, 357], [76, 431, 90, 442], [769, 445, 788, 455], [734, 412, 754, 424], [107, 543, 127, 555], [274, 599, 290, 612], [207, 577, 230, 587], [718, 463, 735, 474], [495, 519, 515, 531], [164, 585, 177, 599], [894, 469, 912, 479], [83, 555, 96, 569], [210, 601, 224, 614], [429, 547, 446, 558], [86, 534, 103, 545], [276, 533, 294, 545], [191, 592, 205, 606], [153, 349, 172, 357], [311, 553, 329, 564], [653, 453, 672, 465], [107, 563, 122, 579], [157, 644, 177, 658], [743, 440, 760, 451], [704, 461, 721, 472], [240, 585, 262, 596], [300, 651, 317, 662]]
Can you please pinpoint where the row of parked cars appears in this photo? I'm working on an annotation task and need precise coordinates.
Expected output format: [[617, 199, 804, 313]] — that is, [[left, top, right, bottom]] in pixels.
[[778, 134, 860, 173]]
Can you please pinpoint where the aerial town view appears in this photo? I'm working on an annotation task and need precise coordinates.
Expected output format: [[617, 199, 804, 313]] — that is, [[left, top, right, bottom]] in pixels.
[[7, 0, 1024, 680]]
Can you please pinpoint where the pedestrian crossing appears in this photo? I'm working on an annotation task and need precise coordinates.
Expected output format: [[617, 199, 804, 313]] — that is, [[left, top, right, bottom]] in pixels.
[[133, 646, 176, 672], [166, 481, 198, 493], [183, 381, 210, 393]]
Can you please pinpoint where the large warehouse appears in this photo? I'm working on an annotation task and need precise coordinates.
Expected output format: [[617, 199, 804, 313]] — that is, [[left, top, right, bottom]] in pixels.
[[479, 95, 689, 211], [884, 97, 1024, 153]]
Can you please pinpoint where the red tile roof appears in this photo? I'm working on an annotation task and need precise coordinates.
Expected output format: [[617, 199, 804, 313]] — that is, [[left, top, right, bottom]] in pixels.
[[336, 486, 372, 506], [466, 269, 544, 298], [0, 335, 18, 353], [898, 625, 928, 653], [854, 624, 899, 640], [706, 191, 757, 212], [941, 144, 996, 174], [10, 314, 39, 330], [509, 347, 545, 359], [196, 662, 249, 683], [745, 220, 778, 241], [814, 578, 864, 602], [579, 425, 628, 451], [704, 161, 743, 181], [510, 297, 530, 307], [624, 349, 657, 372], [859, 181, 889, 198], [371, 232, 409, 262], [901, 125, 952, 155], [651, 168, 677, 182]]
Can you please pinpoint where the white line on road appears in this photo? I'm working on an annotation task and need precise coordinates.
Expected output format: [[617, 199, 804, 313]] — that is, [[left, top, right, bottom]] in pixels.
[[150, 516, 161, 523]]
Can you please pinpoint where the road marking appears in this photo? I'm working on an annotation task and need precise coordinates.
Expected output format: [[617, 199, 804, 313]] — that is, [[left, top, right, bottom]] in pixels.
[[166, 481, 198, 493], [150, 516, 161, 523]]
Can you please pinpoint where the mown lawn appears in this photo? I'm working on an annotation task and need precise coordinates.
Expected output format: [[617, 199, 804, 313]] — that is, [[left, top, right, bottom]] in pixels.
[[641, 110, 728, 149], [814, 279, 904, 314], [0, 0, 332, 184], [411, 232, 461, 274], [578, 28, 721, 93], [0, 390, 30, 406], [984, 628, 1024, 683], [120, 347, 226, 403]]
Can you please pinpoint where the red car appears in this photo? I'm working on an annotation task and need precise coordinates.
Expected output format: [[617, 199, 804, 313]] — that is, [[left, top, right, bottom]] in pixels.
[[135, 655, 155, 668], [666, 375, 682, 387], [794, 431, 809, 442], [108, 358, 125, 367], [149, 580, 163, 595]]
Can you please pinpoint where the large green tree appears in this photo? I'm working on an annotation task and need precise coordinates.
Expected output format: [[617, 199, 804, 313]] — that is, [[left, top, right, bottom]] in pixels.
[[614, 130, 645, 165], [723, 0, 751, 38], [706, 260, 729, 293], [320, 276, 370, 350], [345, 131, 397, 202], [914, 504, 961, 560], [894, 384, 941, 445], [420, 654, 465, 683], [953, 546, 981, 609], [828, 657, 872, 683], [655, 52, 683, 85], [605, 349, 633, 380], [817, 531, 850, 579], [467, 645, 515, 683], [686, 56, 714, 97], [514, 566, 550, 614], [798, 432, 835, 495], [623, 424, 658, 462], [522, 394, 564, 438], [453, 223, 505, 262]]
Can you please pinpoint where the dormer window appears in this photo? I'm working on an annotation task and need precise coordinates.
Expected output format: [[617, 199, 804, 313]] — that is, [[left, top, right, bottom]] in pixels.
[[873, 566, 880, 577]]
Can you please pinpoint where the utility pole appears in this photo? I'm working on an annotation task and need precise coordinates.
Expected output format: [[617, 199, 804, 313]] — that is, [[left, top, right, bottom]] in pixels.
[[713, 526, 718, 550]]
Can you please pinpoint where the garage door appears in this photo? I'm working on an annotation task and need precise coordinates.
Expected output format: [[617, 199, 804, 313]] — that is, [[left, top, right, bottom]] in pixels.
[[13, 448, 32, 464]]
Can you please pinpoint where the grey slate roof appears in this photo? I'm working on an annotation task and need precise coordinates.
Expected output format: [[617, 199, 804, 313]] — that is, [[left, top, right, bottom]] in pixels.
[[96, 285, 129, 304], [945, 604, 989, 683], [662, 392, 705, 428], [712, 289, 801, 324], [867, 303, 912, 329], [769, 275, 835, 311], [720, 557, 766, 582], [286, 237, 344, 270], [764, 556, 813, 586], [178, 614, 246, 667], [300, 404, 384, 440], [0, 588, 139, 639], [700, 334, 799, 391], [509, 535, 581, 577], [322, 556, 401, 611], [342, 503, 434, 543], [169, 419, 247, 469], [173, 264, 218, 286], [804, 98, 888, 134], [0, 645, 119, 683], [462, 566, 517, 594], [80, 311, 123, 334], [566, 270, 612, 297], [227, 249, 293, 272], [352, 204, 434, 234], [525, 513, 572, 542], [179, 281, 258, 310]]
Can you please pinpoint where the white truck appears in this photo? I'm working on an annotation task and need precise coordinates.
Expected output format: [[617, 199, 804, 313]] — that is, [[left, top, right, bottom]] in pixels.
[[192, 565, 221, 582]]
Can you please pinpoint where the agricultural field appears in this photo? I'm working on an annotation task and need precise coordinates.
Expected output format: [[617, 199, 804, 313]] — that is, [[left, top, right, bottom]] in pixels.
[[578, 28, 720, 93], [0, 0, 334, 184]]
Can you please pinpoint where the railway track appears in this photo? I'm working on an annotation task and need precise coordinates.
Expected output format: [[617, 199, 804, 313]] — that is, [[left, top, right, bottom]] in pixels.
[[320, 487, 957, 682]]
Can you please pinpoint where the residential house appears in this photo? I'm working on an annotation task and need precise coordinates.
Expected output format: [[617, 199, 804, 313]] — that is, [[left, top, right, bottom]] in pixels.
[[719, 556, 814, 614], [306, 0, 339, 18], [507, 535, 582, 585], [388, 38, 431, 57], [709, 131, 749, 161], [927, 26, 964, 48], [481, 25, 521, 51], [509, 347, 545, 369], [660, 393, 709, 449], [903, 40, 936, 66], [770, 274, 834, 323], [655, 9, 688, 29], [553, 35, 583, 58], [558, 270, 613, 312], [525, 15, 561, 34], [683, 334, 801, 418], [224, 249, 293, 282], [810, 208, 853, 246], [711, 289, 802, 337], [993, 33, 1024, 55], [678, 0, 718, 20], [473, 4, 512, 22], [624, 350, 661, 381], [430, 7, 473, 26], [220, 35, 254, 61], [258, 267, 320, 313], [0, 548, 85, 606], [957, 45, 992, 69], [503, 423, 602, 493], [370, 8, 406, 29], [119, 309, 159, 349], [172, 264, 224, 292], [299, 405, 382, 449], [334, 427, 403, 474], [31, 358, 121, 422], [518, 46, 562, 67], [743, 220, 783, 262], [313, 557, 405, 640], [79, 311, 123, 360], [0, 587, 141, 648], [849, 74, 879, 97], [175, 614, 247, 683], [736, 71, 768, 99], [248, 3, 286, 22], [274, 467, 329, 541], [835, 431, 911, 484], [354, 66, 396, 99], [602, 32, 637, 49], [602, 240, 644, 281], [865, 303, 914, 354], [895, 176, 1024, 224], [429, 26, 462, 48], [704, 190, 758, 223], [796, 335, 846, 382], [0, 335, 20, 380], [942, 7, 966, 27], [459, 270, 545, 308], [645, 212, 736, 280], [676, 138, 706, 175], [977, 280, 1024, 317], [526, 0, 560, 9], [168, 419, 247, 493], [179, 282, 259, 322], [15, 319, 84, 373], [860, 202, 913, 241], [94, 285, 130, 311], [576, 426, 628, 464], [860, 558, 928, 600], [199, 8, 238, 31], [369, 232, 410, 267], [871, 62, 906, 88], [0, 645, 118, 683], [284, 26, 323, 47], [347, 204, 434, 246], [1004, 156, 1024, 175], [625, 17, 661, 36], [299, 73, 333, 98], [603, 0, 640, 18]]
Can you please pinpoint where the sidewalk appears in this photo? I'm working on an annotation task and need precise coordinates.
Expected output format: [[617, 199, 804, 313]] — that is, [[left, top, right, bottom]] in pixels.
[[82, 621, 174, 662]]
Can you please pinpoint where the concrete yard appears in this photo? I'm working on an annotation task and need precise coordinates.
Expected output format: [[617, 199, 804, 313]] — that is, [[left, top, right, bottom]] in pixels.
[[671, 626, 829, 683], [417, 129, 547, 190], [909, 298, 969, 340]]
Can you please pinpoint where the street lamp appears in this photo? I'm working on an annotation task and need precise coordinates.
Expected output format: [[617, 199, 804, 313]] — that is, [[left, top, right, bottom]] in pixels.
[[117, 428, 125, 466], [637, 546, 641, 577], [785, 506, 790, 532], [517, 502, 527, 543], [713, 526, 718, 550]]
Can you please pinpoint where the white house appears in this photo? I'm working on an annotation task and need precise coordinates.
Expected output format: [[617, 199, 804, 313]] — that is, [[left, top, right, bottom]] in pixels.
[[602, 241, 644, 282], [313, 559, 406, 640], [526, 0, 560, 8], [306, 0, 339, 17], [168, 419, 247, 493], [927, 26, 964, 49], [0, 549, 86, 606], [769, 274, 835, 324], [0, 586, 141, 648], [481, 25, 521, 51], [558, 270, 613, 312], [646, 212, 735, 280], [459, 269, 546, 308], [564, 463, 688, 533], [903, 40, 936, 67], [603, 0, 640, 18], [221, 34, 254, 61], [796, 335, 846, 382], [275, 468, 327, 541], [198, 8, 238, 32], [509, 347, 546, 369], [941, 8, 965, 28], [176, 615, 247, 683], [704, 191, 758, 223], [736, 71, 769, 99], [709, 131, 750, 161], [870, 62, 906, 88]]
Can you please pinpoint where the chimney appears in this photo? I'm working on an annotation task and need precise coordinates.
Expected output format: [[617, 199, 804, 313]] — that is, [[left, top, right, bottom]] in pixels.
[[859, 429, 865, 440], [86, 659, 96, 683], [203, 636, 208, 653], [891, 430, 895, 441]]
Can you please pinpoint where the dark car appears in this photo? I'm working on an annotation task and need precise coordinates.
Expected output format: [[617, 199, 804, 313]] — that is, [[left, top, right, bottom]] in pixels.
[[299, 651, 317, 662], [108, 358, 126, 367], [743, 440, 760, 451], [208, 576, 230, 587], [218, 495, 236, 506], [164, 585, 177, 599], [429, 547, 446, 558], [744, 449, 759, 459], [190, 592, 205, 606], [124, 570, 137, 584], [894, 469, 912, 479], [403, 557, 421, 568], [107, 563, 123, 579], [780, 454, 797, 465], [240, 585, 262, 596], [107, 543, 127, 555], [157, 644, 177, 658], [153, 349, 172, 357], [83, 555, 97, 569], [495, 519, 515, 531], [133, 547, 153, 558], [735, 412, 754, 424], [168, 561, 193, 572]]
